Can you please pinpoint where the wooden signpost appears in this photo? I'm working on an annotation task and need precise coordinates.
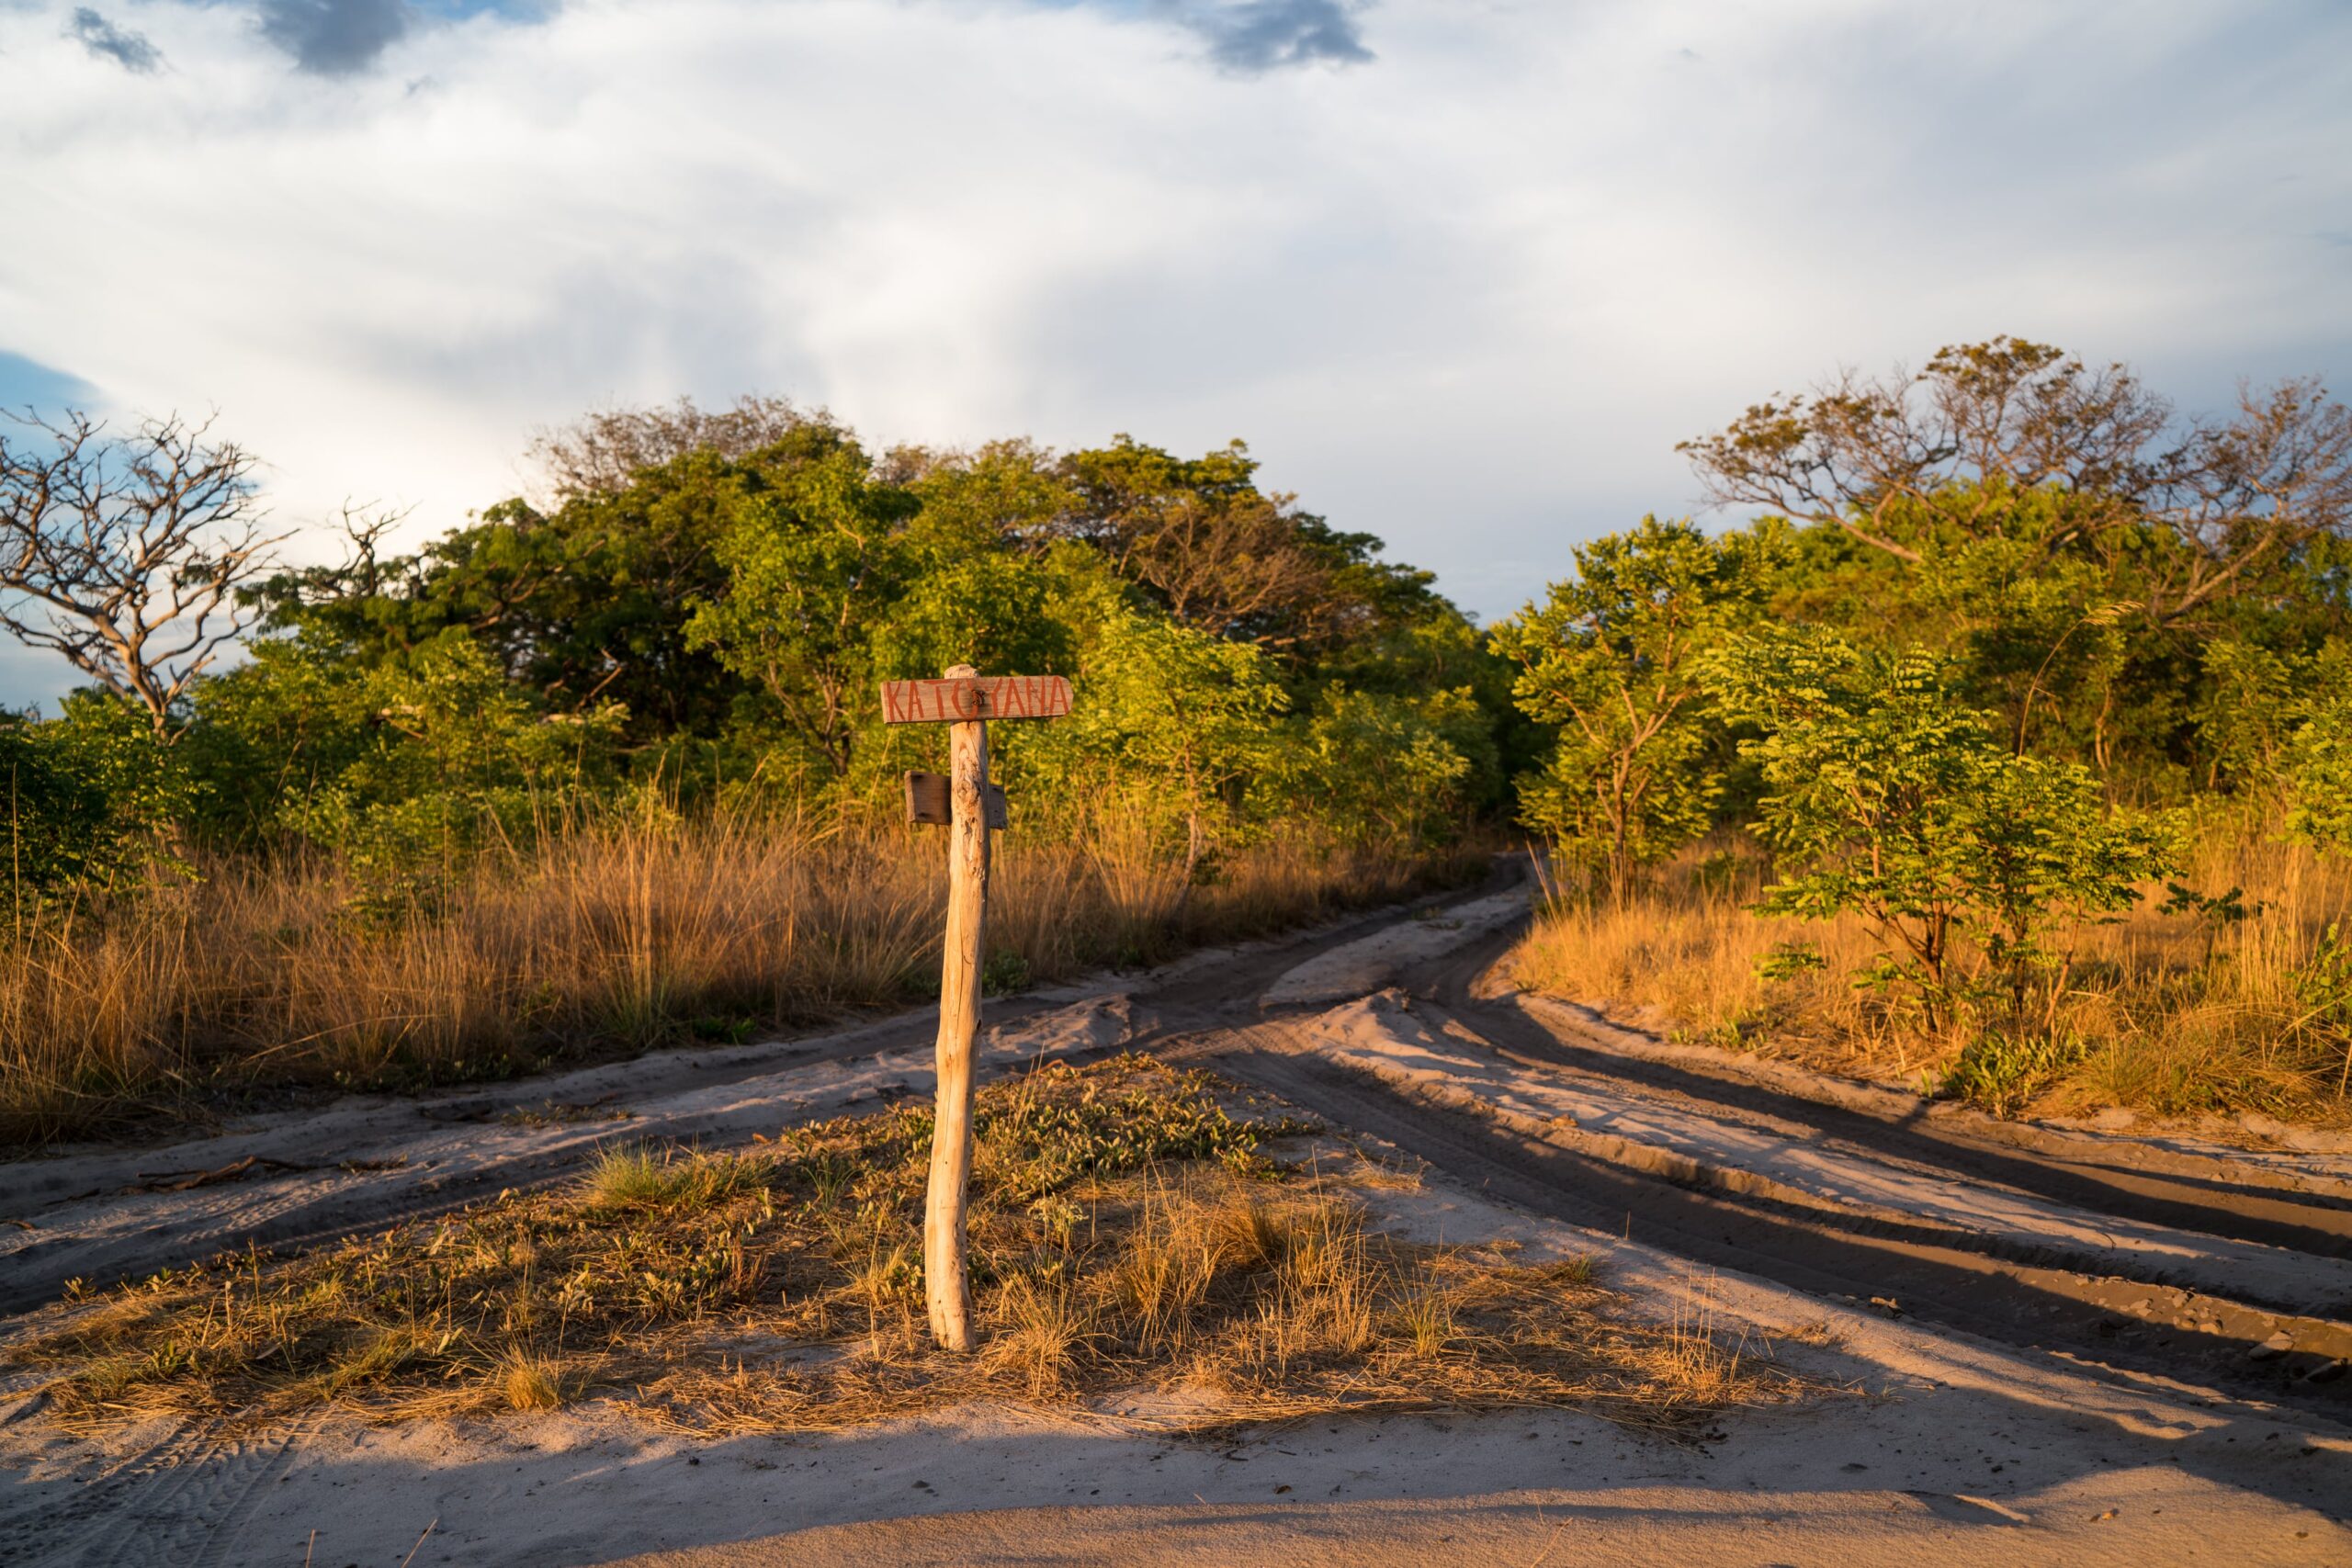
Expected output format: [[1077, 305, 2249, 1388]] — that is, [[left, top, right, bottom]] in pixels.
[[881, 665, 1073, 1352]]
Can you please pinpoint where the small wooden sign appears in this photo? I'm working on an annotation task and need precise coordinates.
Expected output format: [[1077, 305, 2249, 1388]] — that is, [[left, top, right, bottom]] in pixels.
[[880, 674, 1071, 725], [905, 771, 1008, 829]]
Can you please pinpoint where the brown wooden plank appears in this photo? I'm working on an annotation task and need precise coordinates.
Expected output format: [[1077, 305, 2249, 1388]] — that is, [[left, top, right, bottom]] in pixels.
[[904, 772, 1006, 829], [879, 674, 1071, 724], [905, 770, 949, 824]]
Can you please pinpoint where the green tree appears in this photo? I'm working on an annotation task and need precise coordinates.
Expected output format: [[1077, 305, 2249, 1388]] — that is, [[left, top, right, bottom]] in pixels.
[[2176, 635, 2352, 853], [2286, 640, 2352, 855], [863, 512, 1080, 696], [1274, 684, 1480, 847], [2195, 637, 2300, 794], [1018, 581, 1288, 891], [1497, 517, 1779, 896], [259, 426, 889, 741], [193, 631, 624, 880], [179, 630, 373, 842], [1050, 436, 1447, 659], [1682, 342, 2352, 794], [682, 437, 922, 780]]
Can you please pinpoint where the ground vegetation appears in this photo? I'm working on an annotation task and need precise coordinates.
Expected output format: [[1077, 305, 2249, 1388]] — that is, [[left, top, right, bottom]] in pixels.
[[17, 1057, 1787, 1436]]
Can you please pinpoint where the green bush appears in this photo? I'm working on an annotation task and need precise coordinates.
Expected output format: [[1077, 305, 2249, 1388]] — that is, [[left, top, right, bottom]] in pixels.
[[189, 630, 624, 886], [1273, 683, 1478, 847], [1711, 626, 2177, 1027], [2295, 923, 2352, 1096], [0, 693, 194, 905], [1932, 1028, 2089, 1116], [2285, 642, 2352, 856]]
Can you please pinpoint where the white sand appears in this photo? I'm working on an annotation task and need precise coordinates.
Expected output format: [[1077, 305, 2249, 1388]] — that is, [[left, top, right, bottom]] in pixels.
[[1259, 889, 1529, 1008], [1495, 987, 2352, 1185], [1301, 990, 2352, 1313]]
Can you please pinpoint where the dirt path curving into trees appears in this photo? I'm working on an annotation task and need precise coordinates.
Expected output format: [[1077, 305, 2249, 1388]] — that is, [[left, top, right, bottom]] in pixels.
[[7, 854, 2352, 1416]]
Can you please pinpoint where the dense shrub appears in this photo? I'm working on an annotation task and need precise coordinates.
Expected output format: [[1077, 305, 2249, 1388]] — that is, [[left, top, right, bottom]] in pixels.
[[0, 693, 193, 902]]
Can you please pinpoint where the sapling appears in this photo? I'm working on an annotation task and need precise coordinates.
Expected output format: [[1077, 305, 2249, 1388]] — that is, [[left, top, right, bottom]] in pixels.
[[1712, 626, 2177, 1032]]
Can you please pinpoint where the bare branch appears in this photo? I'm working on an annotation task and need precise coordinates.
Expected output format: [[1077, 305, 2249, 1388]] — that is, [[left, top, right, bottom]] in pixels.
[[0, 409, 288, 738], [1679, 339, 2349, 626]]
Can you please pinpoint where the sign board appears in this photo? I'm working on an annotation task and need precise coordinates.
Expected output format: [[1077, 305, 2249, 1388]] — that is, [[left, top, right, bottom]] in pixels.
[[905, 771, 1008, 829], [880, 674, 1071, 725]]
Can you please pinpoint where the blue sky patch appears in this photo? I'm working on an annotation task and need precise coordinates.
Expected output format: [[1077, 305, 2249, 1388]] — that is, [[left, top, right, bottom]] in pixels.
[[1046, 0, 1373, 72], [0, 353, 99, 417]]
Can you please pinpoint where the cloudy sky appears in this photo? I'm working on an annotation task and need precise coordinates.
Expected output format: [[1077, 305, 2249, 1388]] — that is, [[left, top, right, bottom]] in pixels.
[[2, 0, 2349, 705]]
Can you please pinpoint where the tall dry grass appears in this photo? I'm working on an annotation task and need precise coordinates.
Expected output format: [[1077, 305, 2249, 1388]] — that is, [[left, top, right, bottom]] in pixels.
[[1511, 821, 2352, 1122], [0, 807, 1477, 1146]]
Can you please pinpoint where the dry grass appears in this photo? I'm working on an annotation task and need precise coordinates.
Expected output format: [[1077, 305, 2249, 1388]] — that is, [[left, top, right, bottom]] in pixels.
[[17, 1057, 1793, 1440], [0, 808, 1479, 1145], [1512, 821, 2352, 1123]]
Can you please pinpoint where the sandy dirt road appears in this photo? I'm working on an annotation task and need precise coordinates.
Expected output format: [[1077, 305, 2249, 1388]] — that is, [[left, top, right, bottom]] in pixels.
[[4, 860, 2349, 1564]]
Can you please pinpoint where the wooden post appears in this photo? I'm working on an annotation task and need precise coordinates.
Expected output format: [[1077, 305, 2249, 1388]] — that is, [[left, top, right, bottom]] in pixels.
[[924, 663, 988, 1352], [879, 667, 1071, 1354]]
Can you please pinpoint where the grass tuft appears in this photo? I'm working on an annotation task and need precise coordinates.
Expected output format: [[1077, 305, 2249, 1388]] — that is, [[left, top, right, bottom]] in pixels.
[[582, 1145, 765, 1213], [499, 1350, 563, 1412]]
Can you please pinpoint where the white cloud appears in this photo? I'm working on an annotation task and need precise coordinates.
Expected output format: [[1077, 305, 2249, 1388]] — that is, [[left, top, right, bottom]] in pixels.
[[0, 0, 2347, 705]]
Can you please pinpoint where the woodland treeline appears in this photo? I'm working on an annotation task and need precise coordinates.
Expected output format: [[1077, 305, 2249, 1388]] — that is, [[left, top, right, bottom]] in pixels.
[[2, 337, 2349, 1124], [0, 403, 1513, 897]]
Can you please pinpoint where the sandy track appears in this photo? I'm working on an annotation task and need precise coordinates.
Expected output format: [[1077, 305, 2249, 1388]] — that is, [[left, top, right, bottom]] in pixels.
[[0, 881, 1486, 1315], [6, 859, 2352, 1564], [618, 1485, 2324, 1568], [1302, 992, 2352, 1311]]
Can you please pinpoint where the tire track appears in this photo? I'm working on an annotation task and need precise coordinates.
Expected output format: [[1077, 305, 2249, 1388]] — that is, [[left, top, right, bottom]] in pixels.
[[1171, 1018, 2352, 1420], [1414, 923, 2352, 1238], [10, 1416, 316, 1568]]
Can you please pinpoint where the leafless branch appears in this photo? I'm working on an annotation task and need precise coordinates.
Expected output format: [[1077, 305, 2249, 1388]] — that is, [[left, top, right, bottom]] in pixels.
[[1678, 338, 2349, 625], [0, 408, 288, 737]]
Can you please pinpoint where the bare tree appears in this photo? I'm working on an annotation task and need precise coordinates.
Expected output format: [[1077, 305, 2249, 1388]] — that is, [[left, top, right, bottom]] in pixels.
[[1679, 338, 2351, 625], [250, 500, 416, 623], [0, 409, 285, 739], [2149, 377, 2352, 622], [526, 394, 831, 502], [1678, 338, 2172, 562], [1045, 439, 1402, 652], [1106, 485, 1353, 647]]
